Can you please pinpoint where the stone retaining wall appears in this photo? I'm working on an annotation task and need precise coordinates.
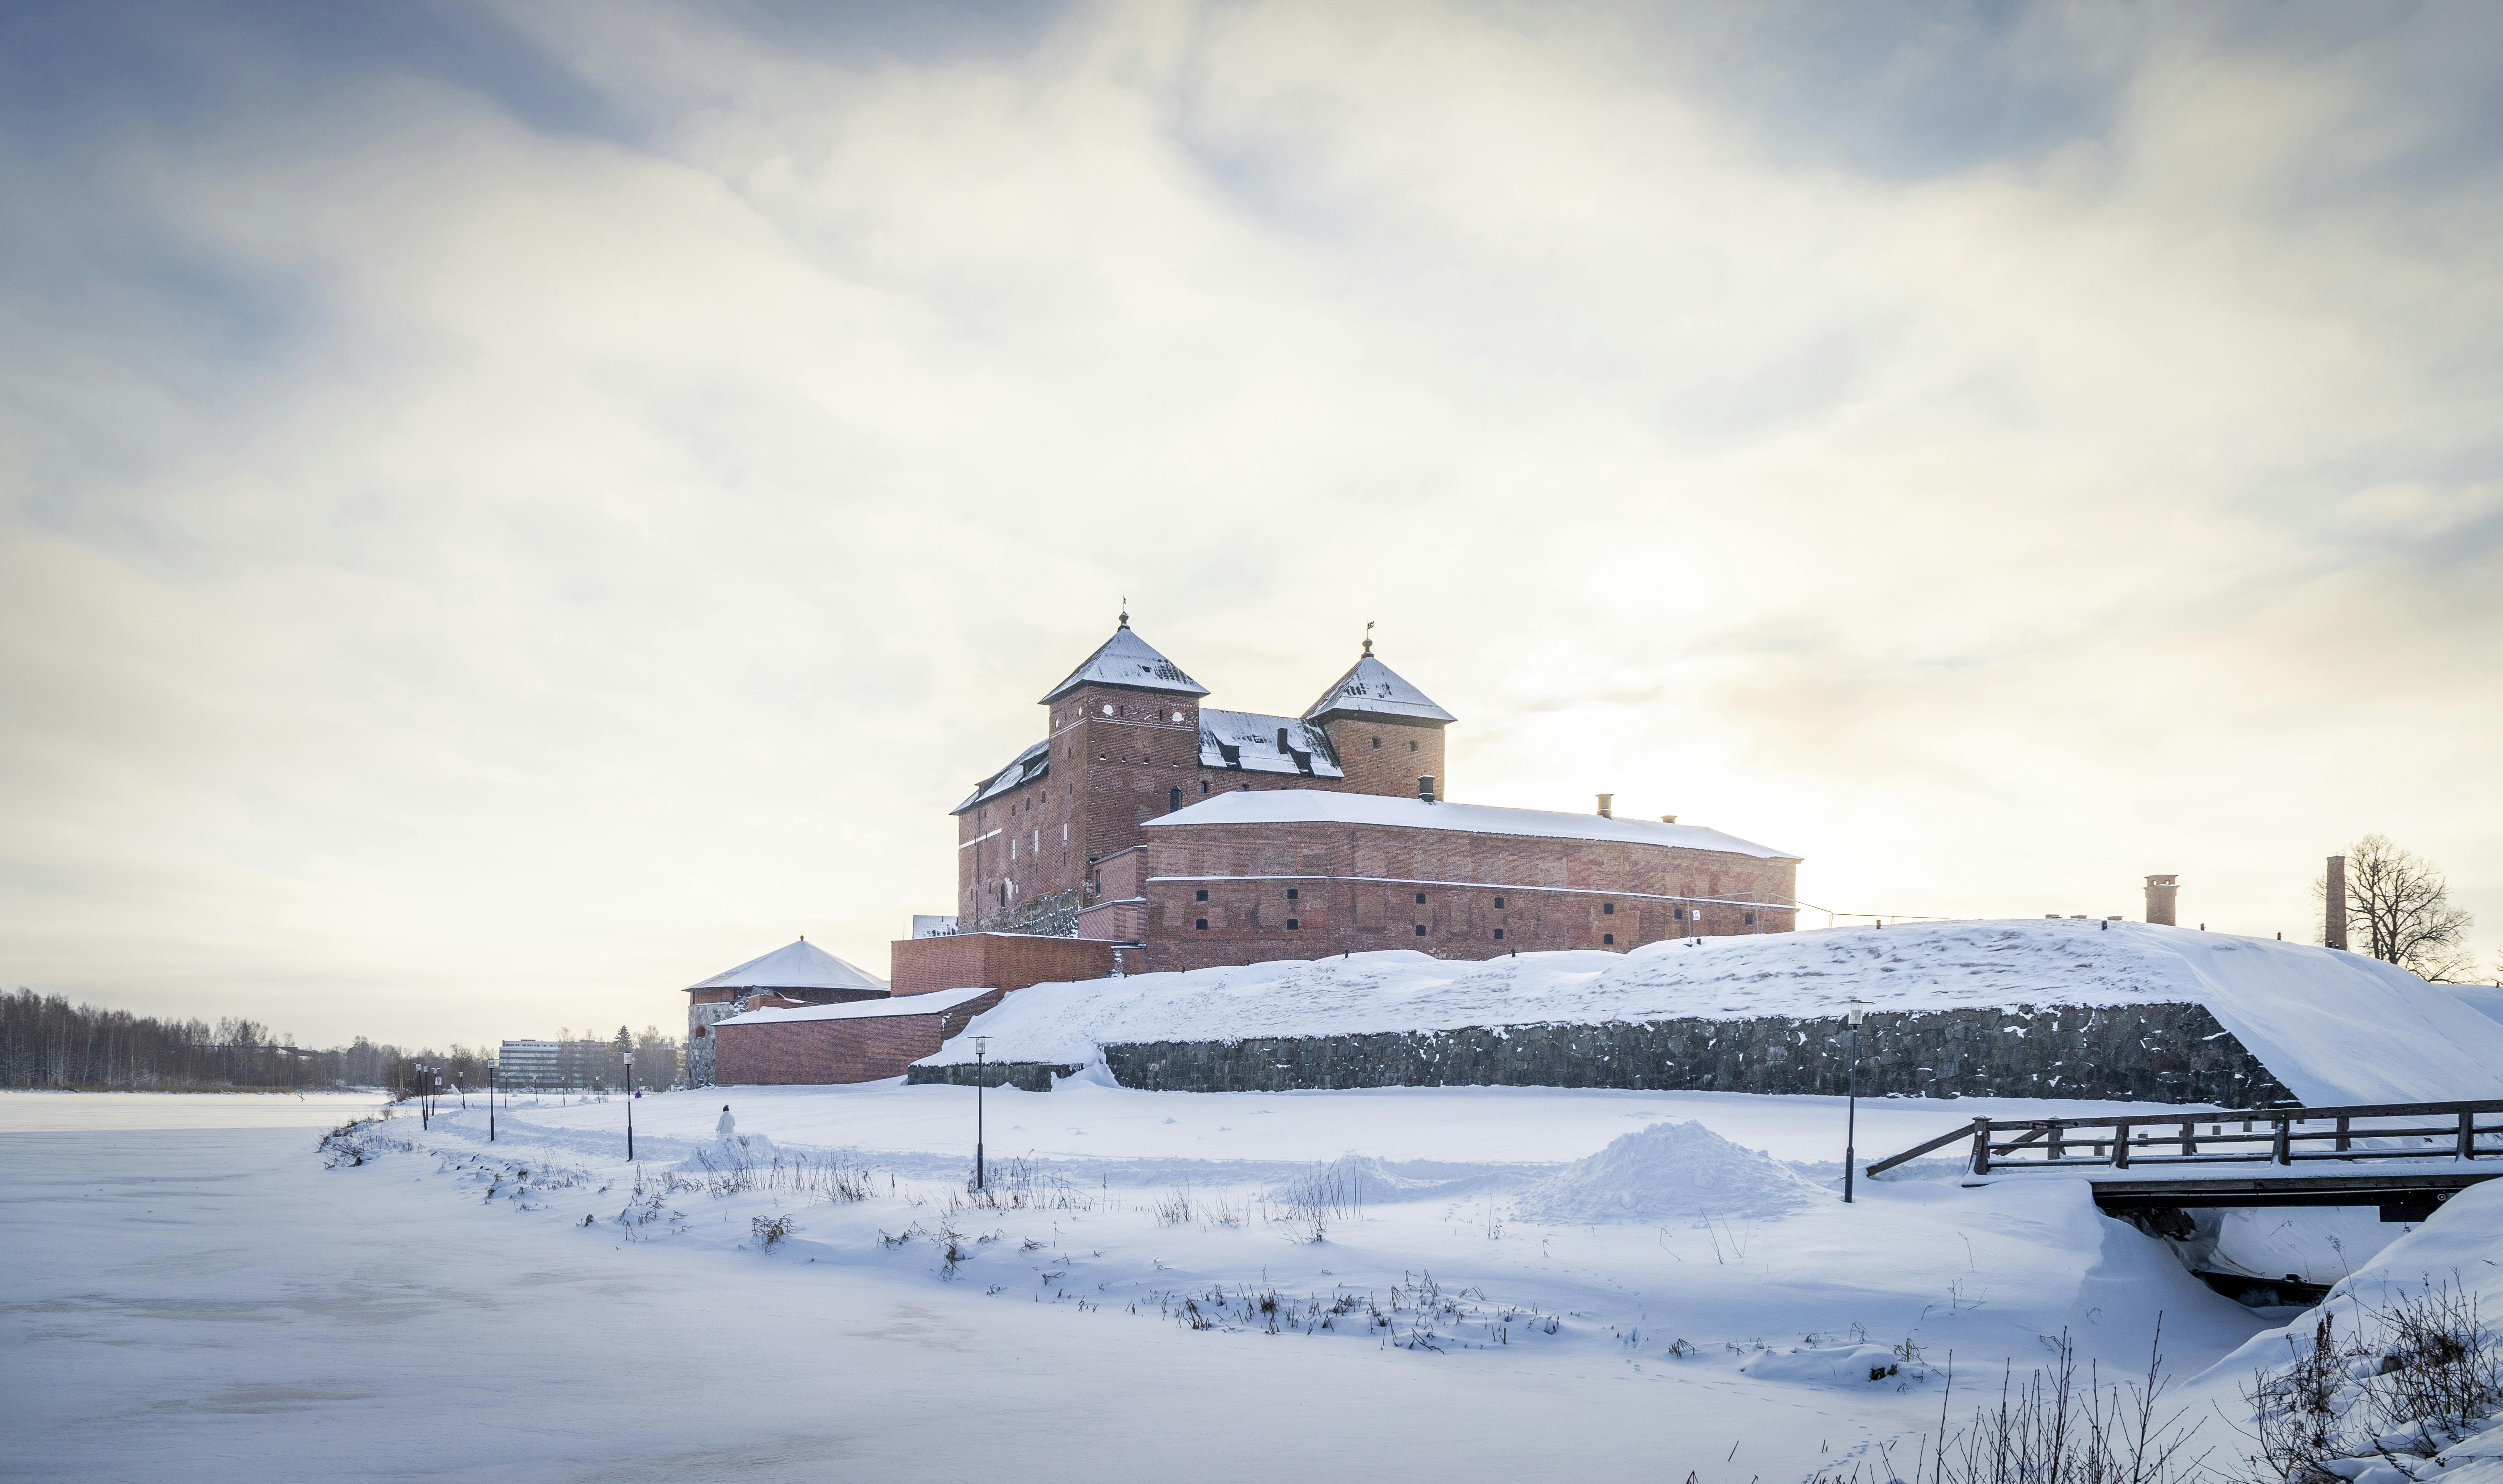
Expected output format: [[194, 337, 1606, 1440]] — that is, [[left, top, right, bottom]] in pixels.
[[1089, 1002, 2292, 1103], [905, 1061, 1081, 1093]]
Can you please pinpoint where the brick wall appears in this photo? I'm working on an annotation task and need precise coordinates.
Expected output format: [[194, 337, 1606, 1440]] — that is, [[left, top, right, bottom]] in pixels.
[[889, 931, 1117, 996], [1315, 714, 1445, 799], [713, 991, 1005, 1085], [1139, 818, 1798, 972]]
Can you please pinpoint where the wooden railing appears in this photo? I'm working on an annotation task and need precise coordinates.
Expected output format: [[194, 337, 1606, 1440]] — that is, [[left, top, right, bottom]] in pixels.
[[1865, 1098, 2503, 1179]]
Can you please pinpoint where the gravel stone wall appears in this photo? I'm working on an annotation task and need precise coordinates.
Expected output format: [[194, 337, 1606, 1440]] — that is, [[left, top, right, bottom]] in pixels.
[[1091, 1002, 2293, 1104], [905, 1060, 1081, 1093]]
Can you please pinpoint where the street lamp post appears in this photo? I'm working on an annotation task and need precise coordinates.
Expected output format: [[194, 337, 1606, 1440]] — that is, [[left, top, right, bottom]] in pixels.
[[972, 1035, 990, 1191], [487, 1063, 497, 1143], [416, 1063, 429, 1131], [624, 1051, 635, 1163], [1842, 999, 1868, 1204]]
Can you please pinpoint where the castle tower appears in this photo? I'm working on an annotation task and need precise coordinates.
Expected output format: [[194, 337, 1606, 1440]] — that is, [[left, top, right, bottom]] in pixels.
[[1303, 640, 1455, 799], [2144, 874, 2178, 926]]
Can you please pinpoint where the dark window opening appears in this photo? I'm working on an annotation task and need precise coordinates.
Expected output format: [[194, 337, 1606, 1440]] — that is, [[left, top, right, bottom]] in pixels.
[[1169, 787, 1181, 811], [1602, 902, 1615, 915], [1200, 780, 1210, 795], [1603, 932, 1615, 945], [1673, 907, 1685, 921], [1414, 892, 1427, 904], [1196, 918, 1208, 930], [1370, 737, 1381, 749], [1493, 928, 1505, 940], [1286, 918, 1300, 930], [1414, 924, 1428, 937], [1744, 911, 1755, 926], [1195, 889, 1208, 901], [1286, 888, 1299, 900], [1409, 739, 1418, 752], [693, 1023, 708, 1038], [1493, 895, 1505, 909]]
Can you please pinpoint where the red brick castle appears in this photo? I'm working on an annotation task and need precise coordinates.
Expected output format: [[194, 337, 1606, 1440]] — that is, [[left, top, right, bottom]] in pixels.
[[945, 613, 1800, 974]]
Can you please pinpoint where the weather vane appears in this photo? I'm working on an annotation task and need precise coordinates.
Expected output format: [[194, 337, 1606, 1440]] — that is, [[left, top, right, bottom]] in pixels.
[[1363, 619, 1374, 656]]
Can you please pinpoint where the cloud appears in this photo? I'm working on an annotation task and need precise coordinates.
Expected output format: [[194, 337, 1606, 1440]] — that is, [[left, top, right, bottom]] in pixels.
[[3, 0, 2500, 1046]]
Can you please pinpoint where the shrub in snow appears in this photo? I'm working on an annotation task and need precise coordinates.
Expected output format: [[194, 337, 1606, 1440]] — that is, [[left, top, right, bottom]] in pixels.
[[1511, 1119, 1817, 1226]]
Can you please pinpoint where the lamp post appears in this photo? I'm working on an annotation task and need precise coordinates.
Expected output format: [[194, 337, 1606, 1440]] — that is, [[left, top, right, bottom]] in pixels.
[[972, 1035, 990, 1191], [487, 1063, 496, 1143], [1842, 999, 1867, 1204], [623, 1051, 635, 1163], [416, 1063, 429, 1131]]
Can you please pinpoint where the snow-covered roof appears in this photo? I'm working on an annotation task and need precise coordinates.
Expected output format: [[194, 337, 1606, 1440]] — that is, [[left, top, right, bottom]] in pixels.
[[1040, 622, 1209, 703], [1143, 788, 1796, 859], [718, 985, 993, 1027], [1304, 651, 1453, 726], [953, 739, 1048, 815], [685, 939, 890, 994], [1197, 709, 1344, 779], [911, 922, 2503, 1105]]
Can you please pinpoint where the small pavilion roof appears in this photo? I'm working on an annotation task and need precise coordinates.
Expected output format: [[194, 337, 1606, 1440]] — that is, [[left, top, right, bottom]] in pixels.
[[685, 938, 889, 994], [1303, 649, 1454, 725]]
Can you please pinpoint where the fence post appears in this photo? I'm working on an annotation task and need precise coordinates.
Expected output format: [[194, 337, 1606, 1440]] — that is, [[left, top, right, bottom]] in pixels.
[[2461, 1110, 2476, 1161], [1970, 1117, 1991, 1175], [2336, 1115, 2350, 1153], [2274, 1116, 2292, 1166], [2113, 1118, 2130, 1169], [2048, 1120, 2066, 1161], [2181, 1119, 2196, 1157]]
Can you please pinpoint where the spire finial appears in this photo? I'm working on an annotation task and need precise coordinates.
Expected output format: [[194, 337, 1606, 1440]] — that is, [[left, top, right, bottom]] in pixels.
[[1362, 619, 1374, 657], [1119, 597, 1129, 629]]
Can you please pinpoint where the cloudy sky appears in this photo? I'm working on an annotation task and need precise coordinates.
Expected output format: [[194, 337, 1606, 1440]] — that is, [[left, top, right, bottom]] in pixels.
[[5, 0, 2499, 1050]]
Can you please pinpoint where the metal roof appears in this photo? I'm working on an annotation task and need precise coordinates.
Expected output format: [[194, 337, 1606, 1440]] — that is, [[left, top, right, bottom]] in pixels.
[[1040, 621, 1209, 704], [1303, 651, 1454, 725], [685, 938, 891, 994]]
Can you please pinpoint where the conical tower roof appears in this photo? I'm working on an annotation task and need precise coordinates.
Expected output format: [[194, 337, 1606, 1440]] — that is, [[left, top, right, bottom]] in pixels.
[[685, 938, 888, 994], [1040, 615, 1208, 703], [1304, 645, 1454, 724]]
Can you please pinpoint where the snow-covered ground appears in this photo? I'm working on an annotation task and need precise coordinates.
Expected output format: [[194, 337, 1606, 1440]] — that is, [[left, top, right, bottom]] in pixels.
[[920, 922, 2503, 1105], [21, 1081, 2484, 1482]]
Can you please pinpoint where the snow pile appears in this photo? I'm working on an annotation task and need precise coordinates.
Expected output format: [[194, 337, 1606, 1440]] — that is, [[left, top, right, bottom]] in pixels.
[[1742, 1343, 1920, 1388], [1510, 1119, 1818, 1225], [921, 921, 2503, 1105]]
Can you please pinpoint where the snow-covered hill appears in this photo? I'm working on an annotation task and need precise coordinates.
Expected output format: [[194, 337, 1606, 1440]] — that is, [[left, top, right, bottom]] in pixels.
[[922, 920, 2503, 1105]]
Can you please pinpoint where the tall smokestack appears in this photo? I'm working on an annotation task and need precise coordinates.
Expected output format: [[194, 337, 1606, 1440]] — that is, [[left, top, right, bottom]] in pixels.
[[2326, 855, 2347, 950], [2143, 874, 2178, 927], [1596, 793, 1613, 818], [1417, 775, 1436, 804]]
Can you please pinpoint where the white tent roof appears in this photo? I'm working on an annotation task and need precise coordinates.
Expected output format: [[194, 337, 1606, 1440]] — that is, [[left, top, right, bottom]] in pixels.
[[685, 939, 889, 994], [718, 986, 993, 1026], [1304, 651, 1454, 725], [1143, 788, 1796, 859], [1040, 621, 1208, 703]]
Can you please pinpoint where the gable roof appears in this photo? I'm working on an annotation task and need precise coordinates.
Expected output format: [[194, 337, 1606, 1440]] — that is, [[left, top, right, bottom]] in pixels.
[[718, 985, 994, 1027], [1304, 651, 1453, 725], [952, 738, 1048, 815], [1040, 621, 1208, 703], [1197, 709, 1345, 779], [1142, 788, 1797, 859], [685, 938, 890, 994]]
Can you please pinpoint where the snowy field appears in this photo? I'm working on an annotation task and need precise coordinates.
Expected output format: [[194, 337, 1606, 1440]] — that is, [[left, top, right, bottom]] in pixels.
[[20, 1081, 2496, 1481]]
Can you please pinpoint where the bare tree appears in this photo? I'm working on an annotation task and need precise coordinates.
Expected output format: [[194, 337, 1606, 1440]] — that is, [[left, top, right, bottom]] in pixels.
[[2314, 835, 2475, 981]]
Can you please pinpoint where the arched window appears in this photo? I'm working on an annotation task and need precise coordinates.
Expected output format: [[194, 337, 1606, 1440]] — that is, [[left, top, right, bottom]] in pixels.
[[1168, 786, 1181, 812]]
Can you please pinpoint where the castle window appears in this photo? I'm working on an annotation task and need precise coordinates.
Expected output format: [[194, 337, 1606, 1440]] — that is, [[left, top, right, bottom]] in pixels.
[[1673, 907, 1685, 921], [1409, 739, 1418, 752], [1602, 902, 1614, 915], [1371, 737, 1380, 749], [693, 1023, 707, 1038], [1099, 753, 1108, 762], [1169, 787, 1181, 811], [1493, 896, 1506, 909], [1744, 911, 1756, 926], [1414, 924, 1427, 936], [1101, 704, 1113, 715], [1171, 711, 1185, 722], [1603, 932, 1615, 945], [1414, 892, 1426, 904], [1286, 918, 1300, 930], [1286, 888, 1299, 901], [1200, 780, 1209, 795], [1493, 928, 1505, 940], [1195, 889, 1208, 901], [1196, 918, 1208, 930]]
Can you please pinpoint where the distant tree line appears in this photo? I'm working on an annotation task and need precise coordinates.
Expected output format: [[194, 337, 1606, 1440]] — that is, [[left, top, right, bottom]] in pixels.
[[0, 989, 682, 1093]]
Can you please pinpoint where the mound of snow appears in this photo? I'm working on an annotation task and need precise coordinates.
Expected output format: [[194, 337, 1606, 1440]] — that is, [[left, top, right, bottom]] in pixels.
[[1510, 1119, 1819, 1225], [1742, 1343, 1915, 1388], [921, 921, 2503, 1105]]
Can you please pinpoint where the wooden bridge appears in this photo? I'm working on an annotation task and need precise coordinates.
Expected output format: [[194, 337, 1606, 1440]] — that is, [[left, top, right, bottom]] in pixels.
[[1865, 1097, 2503, 1222]]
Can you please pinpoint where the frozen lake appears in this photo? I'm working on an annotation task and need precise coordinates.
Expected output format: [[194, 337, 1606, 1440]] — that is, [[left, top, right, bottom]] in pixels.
[[4, 1086, 2311, 1481]]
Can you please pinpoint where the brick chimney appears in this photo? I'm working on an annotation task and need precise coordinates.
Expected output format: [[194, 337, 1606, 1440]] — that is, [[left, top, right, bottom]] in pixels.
[[1417, 775, 1437, 804], [1596, 793, 1613, 818], [2326, 855, 2347, 950], [2143, 874, 2178, 926]]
